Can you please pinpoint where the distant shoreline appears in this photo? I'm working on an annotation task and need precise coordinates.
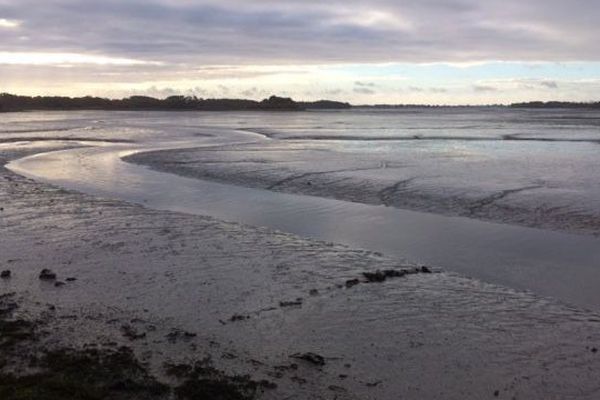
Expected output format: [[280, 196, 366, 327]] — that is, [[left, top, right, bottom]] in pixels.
[[1, 92, 600, 112], [0, 94, 350, 113]]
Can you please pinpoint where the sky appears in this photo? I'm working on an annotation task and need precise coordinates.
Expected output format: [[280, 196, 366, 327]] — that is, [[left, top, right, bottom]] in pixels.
[[1, 0, 600, 104]]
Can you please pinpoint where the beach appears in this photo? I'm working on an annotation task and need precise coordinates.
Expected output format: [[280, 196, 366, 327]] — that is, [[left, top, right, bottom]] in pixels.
[[2, 110, 600, 399]]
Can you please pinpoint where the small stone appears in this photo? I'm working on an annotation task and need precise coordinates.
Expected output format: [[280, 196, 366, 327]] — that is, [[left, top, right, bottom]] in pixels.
[[290, 352, 326, 366], [39, 269, 57, 281], [345, 279, 360, 288], [0, 270, 10, 279], [121, 324, 146, 340], [362, 270, 387, 283], [591, 347, 598, 353], [420, 266, 432, 273], [493, 389, 500, 397], [383, 269, 406, 278], [280, 299, 303, 307], [258, 380, 277, 390], [54, 281, 65, 287], [66, 277, 77, 282]]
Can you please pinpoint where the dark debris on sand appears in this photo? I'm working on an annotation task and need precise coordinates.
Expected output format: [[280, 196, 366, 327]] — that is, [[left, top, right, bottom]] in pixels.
[[290, 352, 326, 367], [39, 269, 57, 281], [362, 266, 433, 284], [165, 358, 276, 400], [0, 293, 274, 400]]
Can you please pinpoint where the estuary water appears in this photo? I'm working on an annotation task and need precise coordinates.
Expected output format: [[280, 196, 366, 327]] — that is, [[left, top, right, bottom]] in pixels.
[[4, 107, 600, 309]]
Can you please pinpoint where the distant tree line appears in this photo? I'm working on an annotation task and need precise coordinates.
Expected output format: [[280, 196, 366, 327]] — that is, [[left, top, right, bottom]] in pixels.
[[4, 93, 598, 111], [510, 101, 600, 109], [0, 93, 351, 112]]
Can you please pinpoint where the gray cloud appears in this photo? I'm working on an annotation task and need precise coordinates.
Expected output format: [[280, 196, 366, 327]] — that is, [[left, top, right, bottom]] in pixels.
[[353, 87, 376, 95], [241, 88, 257, 97], [355, 81, 376, 87], [0, 0, 599, 66], [473, 85, 499, 92], [217, 84, 230, 94], [429, 87, 448, 93], [324, 88, 344, 95], [409, 86, 448, 93], [539, 80, 558, 89]]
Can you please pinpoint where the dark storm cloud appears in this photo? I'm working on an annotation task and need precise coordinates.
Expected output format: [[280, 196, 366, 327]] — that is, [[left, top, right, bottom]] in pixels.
[[1, 0, 599, 65]]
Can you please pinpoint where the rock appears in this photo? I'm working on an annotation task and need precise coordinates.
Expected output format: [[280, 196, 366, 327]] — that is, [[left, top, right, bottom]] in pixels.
[[291, 376, 307, 384], [290, 352, 326, 366], [493, 389, 500, 397], [66, 277, 77, 282], [383, 269, 406, 278], [39, 269, 57, 281], [0, 270, 10, 279], [166, 328, 197, 343], [308, 289, 319, 296], [229, 314, 249, 322], [54, 281, 65, 287], [280, 299, 303, 307], [345, 278, 360, 288], [362, 270, 387, 283], [258, 380, 278, 389], [121, 325, 146, 340], [362, 267, 429, 283]]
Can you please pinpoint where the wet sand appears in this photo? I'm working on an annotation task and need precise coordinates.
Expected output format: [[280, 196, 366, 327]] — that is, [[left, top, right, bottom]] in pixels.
[[127, 141, 600, 237], [3, 141, 600, 399]]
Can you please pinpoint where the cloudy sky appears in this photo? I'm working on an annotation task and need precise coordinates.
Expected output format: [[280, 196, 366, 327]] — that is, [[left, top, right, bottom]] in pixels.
[[1, 0, 599, 104]]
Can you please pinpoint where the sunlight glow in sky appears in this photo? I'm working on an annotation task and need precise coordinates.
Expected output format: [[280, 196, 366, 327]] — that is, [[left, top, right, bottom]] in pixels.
[[1, 1, 599, 104], [0, 52, 161, 66], [0, 18, 19, 28]]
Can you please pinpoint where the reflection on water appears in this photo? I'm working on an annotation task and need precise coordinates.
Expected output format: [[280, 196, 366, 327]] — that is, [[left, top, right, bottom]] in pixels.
[[8, 142, 600, 311]]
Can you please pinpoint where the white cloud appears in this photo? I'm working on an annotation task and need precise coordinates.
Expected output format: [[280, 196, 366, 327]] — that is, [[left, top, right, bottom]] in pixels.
[[0, 18, 20, 28], [0, 52, 162, 66]]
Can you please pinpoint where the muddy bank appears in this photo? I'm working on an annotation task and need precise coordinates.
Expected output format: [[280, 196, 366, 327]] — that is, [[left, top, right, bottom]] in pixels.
[[3, 143, 600, 399], [126, 143, 600, 237]]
